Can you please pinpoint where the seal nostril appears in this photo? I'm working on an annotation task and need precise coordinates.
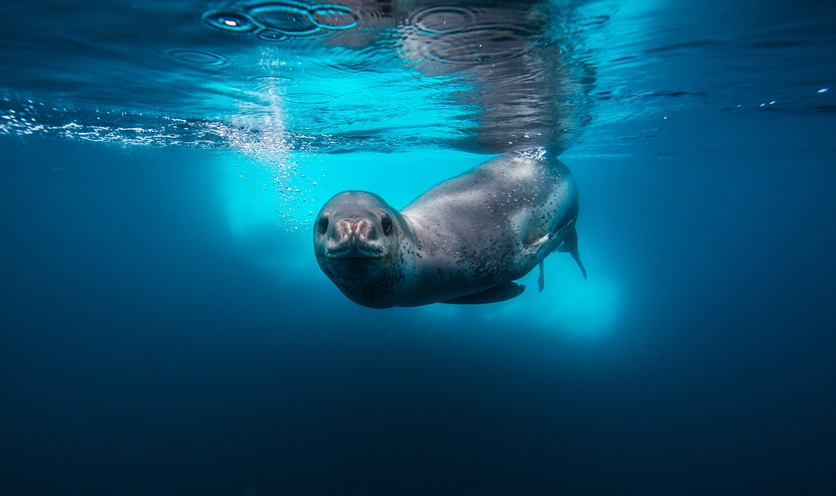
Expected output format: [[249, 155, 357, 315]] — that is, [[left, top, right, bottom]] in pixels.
[[318, 217, 329, 234]]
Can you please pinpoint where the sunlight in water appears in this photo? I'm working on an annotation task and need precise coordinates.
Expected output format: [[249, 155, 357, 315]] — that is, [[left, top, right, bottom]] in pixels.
[[220, 149, 482, 265], [220, 148, 621, 332], [418, 246, 620, 338], [221, 155, 286, 241], [218, 151, 318, 275], [537, 258, 620, 339]]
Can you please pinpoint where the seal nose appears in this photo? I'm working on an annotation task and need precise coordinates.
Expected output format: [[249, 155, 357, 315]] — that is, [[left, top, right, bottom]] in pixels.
[[339, 218, 373, 240], [333, 218, 375, 255], [323, 217, 384, 259]]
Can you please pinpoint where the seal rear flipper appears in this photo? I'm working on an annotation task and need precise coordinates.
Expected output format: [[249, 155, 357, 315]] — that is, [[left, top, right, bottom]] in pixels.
[[440, 282, 525, 305], [557, 225, 587, 279]]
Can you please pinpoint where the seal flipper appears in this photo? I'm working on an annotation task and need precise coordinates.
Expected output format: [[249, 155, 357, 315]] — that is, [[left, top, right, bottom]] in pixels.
[[558, 225, 587, 279], [441, 282, 525, 305], [538, 261, 545, 292]]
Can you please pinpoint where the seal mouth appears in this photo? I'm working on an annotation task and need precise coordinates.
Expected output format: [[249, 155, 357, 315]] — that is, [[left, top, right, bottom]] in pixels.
[[324, 244, 386, 260], [320, 253, 386, 280], [325, 252, 384, 260]]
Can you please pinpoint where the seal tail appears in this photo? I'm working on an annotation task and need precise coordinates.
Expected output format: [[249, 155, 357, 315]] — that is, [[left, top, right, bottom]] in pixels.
[[558, 225, 587, 279]]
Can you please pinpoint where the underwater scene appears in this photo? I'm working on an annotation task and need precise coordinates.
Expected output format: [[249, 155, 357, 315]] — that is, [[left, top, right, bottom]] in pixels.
[[1, 0, 835, 494]]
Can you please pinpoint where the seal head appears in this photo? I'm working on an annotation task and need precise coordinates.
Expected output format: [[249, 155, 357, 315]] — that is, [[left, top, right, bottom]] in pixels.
[[313, 191, 412, 308]]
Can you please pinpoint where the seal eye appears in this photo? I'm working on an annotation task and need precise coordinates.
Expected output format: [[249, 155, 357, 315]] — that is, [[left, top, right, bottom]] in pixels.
[[318, 217, 329, 234], [381, 217, 393, 236]]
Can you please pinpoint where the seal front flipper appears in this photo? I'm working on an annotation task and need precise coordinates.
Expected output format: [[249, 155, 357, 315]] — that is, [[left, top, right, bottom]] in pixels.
[[558, 225, 587, 279], [441, 282, 525, 305], [538, 261, 545, 292]]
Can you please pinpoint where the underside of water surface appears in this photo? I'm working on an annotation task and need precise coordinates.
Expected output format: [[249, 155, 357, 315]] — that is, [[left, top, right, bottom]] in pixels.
[[3, 0, 832, 152]]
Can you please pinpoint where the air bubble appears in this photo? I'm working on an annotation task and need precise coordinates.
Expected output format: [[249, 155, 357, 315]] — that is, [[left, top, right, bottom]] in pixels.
[[201, 9, 259, 33]]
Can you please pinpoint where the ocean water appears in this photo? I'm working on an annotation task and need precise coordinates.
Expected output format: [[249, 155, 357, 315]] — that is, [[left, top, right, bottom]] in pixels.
[[1, 0, 835, 494]]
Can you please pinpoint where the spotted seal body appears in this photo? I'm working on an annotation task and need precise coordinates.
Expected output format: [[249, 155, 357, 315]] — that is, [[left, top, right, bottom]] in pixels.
[[313, 150, 586, 308]]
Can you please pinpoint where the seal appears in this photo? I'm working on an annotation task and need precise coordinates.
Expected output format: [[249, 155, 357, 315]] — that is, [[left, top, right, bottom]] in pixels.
[[313, 149, 586, 308]]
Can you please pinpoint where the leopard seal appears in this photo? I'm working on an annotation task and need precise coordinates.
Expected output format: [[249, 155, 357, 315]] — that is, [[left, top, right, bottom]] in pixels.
[[313, 149, 586, 308]]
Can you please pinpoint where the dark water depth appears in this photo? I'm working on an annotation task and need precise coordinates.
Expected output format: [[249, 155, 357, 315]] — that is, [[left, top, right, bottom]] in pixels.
[[3, 104, 836, 494]]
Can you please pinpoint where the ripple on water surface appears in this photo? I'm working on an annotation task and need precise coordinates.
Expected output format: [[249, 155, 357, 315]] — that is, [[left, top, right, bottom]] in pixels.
[[310, 5, 359, 30], [200, 1, 359, 40], [249, 3, 320, 36], [410, 6, 478, 35], [403, 5, 535, 68], [247, 74, 297, 90], [163, 48, 230, 67]]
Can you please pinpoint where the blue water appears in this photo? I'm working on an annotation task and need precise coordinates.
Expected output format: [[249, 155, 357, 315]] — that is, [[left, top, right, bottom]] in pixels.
[[2, 0, 835, 494]]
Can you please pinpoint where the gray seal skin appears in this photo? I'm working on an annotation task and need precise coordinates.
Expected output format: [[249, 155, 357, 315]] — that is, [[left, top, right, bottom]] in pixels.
[[314, 149, 586, 308]]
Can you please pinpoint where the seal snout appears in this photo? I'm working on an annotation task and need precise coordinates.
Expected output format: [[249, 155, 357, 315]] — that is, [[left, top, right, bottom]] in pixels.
[[325, 217, 385, 259], [340, 218, 373, 239]]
